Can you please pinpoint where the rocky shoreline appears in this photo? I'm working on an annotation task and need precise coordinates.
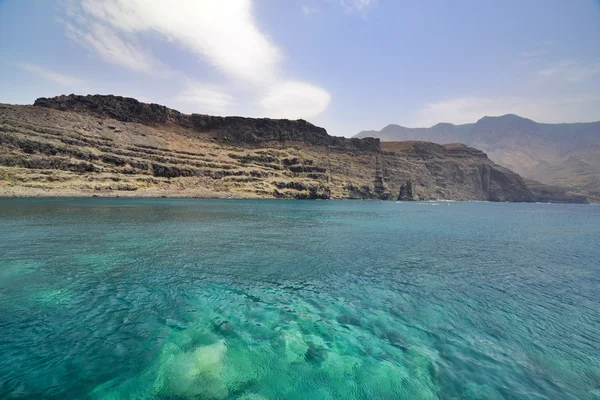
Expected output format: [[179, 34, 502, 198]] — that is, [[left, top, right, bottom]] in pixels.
[[0, 95, 589, 203]]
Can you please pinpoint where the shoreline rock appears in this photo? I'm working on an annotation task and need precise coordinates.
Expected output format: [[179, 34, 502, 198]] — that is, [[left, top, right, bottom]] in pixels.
[[0, 94, 585, 203]]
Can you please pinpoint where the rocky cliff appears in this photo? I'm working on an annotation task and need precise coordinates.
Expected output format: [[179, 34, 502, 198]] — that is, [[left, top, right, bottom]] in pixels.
[[35, 95, 379, 152], [0, 95, 547, 202], [355, 114, 600, 202], [380, 142, 534, 202]]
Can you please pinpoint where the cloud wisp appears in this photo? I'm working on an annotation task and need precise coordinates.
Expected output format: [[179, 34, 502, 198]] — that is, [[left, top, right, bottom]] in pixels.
[[65, 23, 156, 74], [172, 83, 234, 114], [62, 0, 331, 119], [520, 50, 548, 58], [301, 6, 321, 15], [340, 0, 377, 12], [17, 63, 85, 87], [538, 60, 600, 83], [260, 81, 331, 120]]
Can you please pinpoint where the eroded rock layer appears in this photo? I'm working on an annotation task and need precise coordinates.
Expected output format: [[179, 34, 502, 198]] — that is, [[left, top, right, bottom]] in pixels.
[[0, 95, 540, 201]]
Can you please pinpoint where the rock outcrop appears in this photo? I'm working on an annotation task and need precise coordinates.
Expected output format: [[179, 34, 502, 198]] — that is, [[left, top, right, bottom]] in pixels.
[[355, 114, 600, 202], [381, 141, 535, 202], [0, 95, 552, 202], [35, 94, 380, 152], [397, 180, 414, 201]]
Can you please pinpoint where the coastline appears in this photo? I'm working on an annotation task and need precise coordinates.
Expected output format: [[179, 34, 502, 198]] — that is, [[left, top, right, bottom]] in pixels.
[[0, 99, 541, 204], [1, 187, 596, 204], [0, 187, 251, 199]]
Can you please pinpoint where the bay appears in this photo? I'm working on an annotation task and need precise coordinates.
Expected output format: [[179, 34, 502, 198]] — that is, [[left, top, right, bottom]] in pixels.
[[0, 199, 599, 399]]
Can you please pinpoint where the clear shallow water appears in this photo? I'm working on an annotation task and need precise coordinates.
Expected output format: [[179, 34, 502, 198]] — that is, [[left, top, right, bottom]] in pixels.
[[0, 199, 599, 400]]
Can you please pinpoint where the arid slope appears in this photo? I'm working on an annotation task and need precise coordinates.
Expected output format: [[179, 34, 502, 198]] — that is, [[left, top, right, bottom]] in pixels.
[[355, 114, 600, 201], [0, 95, 547, 202]]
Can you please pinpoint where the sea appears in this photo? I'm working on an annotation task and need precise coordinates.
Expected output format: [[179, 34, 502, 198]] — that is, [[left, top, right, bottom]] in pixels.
[[0, 199, 599, 399]]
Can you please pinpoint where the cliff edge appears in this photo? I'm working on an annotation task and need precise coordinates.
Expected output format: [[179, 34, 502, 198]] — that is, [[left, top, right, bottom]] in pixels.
[[34, 94, 379, 152]]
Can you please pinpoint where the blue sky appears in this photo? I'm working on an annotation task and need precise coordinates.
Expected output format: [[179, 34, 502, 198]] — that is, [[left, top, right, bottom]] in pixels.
[[1, 0, 599, 137]]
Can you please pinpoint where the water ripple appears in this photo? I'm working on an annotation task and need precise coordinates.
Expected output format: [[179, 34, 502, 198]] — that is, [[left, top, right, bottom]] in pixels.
[[0, 199, 599, 399]]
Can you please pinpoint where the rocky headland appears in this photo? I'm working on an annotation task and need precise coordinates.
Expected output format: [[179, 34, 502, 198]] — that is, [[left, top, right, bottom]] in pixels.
[[355, 114, 600, 202], [0, 94, 585, 202]]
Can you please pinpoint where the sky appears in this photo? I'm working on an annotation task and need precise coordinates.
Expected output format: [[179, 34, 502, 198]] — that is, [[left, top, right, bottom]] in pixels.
[[0, 0, 599, 137]]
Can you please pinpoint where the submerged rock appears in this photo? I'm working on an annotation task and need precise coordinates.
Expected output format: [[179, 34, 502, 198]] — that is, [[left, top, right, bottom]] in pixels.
[[321, 353, 363, 377], [157, 340, 228, 398], [305, 343, 328, 365], [238, 394, 269, 400], [336, 314, 362, 327], [283, 329, 308, 363]]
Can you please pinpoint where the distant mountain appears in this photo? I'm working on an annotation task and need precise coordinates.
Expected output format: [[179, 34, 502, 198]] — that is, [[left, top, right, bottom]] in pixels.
[[355, 114, 600, 200]]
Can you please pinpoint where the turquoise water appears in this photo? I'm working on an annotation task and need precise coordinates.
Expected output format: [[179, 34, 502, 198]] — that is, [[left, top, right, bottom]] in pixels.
[[0, 199, 599, 399]]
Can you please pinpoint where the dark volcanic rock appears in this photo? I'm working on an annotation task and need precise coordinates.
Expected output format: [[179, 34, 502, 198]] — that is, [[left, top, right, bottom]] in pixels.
[[382, 141, 536, 202], [397, 180, 414, 201], [34, 94, 380, 152], [34, 95, 186, 125]]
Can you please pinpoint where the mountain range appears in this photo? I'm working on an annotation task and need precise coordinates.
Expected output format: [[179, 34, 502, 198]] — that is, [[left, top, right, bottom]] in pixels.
[[355, 114, 600, 201]]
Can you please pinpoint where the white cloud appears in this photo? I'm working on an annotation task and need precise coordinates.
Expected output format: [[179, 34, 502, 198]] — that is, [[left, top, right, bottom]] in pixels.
[[173, 83, 233, 114], [62, 0, 332, 119], [341, 0, 377, 12], [260, 81, 331, 120], [538, 60, 600, 83], [410, 94, 600, 127], [301, 6, 320, 15], [66, 23, 155, 73], [17, 63, 85, 86], [520, 49, 548, 58], [68, 0, 282, 85]]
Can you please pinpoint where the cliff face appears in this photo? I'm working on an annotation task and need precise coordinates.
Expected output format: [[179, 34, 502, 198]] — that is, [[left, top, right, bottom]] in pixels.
[[0, 95, 539, 201], [355, 114, 600, 201], [381, 142, 534, 202], [34, 95, 380, 152]]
